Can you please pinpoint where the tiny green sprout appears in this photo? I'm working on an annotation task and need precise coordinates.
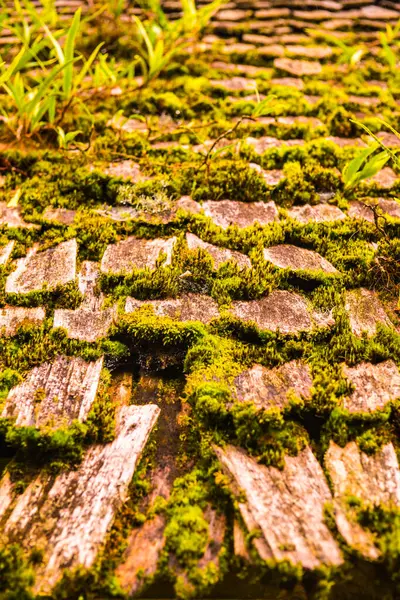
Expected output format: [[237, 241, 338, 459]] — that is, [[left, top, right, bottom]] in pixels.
[[132, 0, 226, 85], [56, 127, 82, 150], [342, 143, 390, 191], [352, 118, 400, 169], [322, 33, 365, 67], [252, 92, 285, 118], [379, 24, 400, 71], [378, 21, 400, 71]]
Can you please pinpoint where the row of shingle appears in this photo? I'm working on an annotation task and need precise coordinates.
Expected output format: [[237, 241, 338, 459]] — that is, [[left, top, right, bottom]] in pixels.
[[217, 439, 400, 568], [0, 397, 160, 594], [0, 235, 396, 333], [3, 353, 398, 591]]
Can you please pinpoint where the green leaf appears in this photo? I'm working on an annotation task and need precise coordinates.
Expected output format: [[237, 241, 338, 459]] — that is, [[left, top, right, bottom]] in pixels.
[[352, 118, 400, 169], [0, 47, 28, 86], [342, 144, 378, 187], [25, 60, 69, 114], [73, 42, 103, 91], [358, 151, 390, 181], [63, 7, 81, 96]]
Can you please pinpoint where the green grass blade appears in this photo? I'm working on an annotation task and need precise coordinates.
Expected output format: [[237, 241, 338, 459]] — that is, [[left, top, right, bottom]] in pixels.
[[26, 60, 70, 113], [0, 46, 29, 85], [352, 118, 400, 169], [358, 151, 390, 181], [133, 15, 155, 61], [73, 42, 103, 90], [342, 144, 378, 187], [40, 17, 64, 65], [63, 8, 81, 96]]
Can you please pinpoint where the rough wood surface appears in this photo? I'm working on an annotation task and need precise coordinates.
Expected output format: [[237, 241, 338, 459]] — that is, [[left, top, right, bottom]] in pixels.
[[0, 240, 14, 265], [197, 505, 226, 570], [345, 288, 392, 337], [288, 204, 346, 224], [53, 306, 116, 342], [348, 198, 400, 222], [0, 472, 13, 517], [103, 160, 145, 181], [233, 520, 251, 561], [96, 196, 200, 224], [125, 293, 220, 324], [77, 261, 104, 310], [0, 202, 39, 229], [326, 441, 400, 507], [369, 167, 398, 190], [246, 135, 303, 154], [117, 514, 166, 594], [264, 244, 338, 274], [5, 239, 77, 294], [233, 360, 312, 410], [325, 441, 400, 558], [54, 261, 116, 342], [202, 200, 278, 229], [2, 355, 103, 427], [343, 360, 400, 413], [0, 306, 45, 336], [231, 290, 333, 334], [42, 207, 77, 225], [186, 232, 251, 269], [274, 57, 322, 75], [101, 236, 177, 274], [2, 404, 160, 594], [215, 444, 343, 569]]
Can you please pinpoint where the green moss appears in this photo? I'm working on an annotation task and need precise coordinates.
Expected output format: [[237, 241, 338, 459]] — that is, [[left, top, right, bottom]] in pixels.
[[0, 544, 35, 600], [0, 367, 116, 475], [5, 281, 83, 310], [272, 160, 341, 207], [177, 159, 268, 202], [327, 107, 361, 138], [165, 504, 209, 565], [1, 14, 400, 597]]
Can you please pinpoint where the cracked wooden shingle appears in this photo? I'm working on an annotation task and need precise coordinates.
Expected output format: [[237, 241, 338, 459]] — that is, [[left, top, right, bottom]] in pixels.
[[345, 288, 393, 337], [214, 445, 343, 569], [263, 244, 339, 274], [54, 262, 117, 342], [125, 293, 220, 324], [343, 360, 400, 413], [2, 355, 103, 428], [5, 238, 77, 295], [100, 236, 177, 274], [325, 441, 400, 559], [234, 360, 313, 410], [202, 199, 278, 229], [0, 202, 40, 229], [186, 232, 251, 269], [230, 290, 334, 334], [0, 240, 14, 265], [1, 404, 160, 594], [288, 203, 346, 224], [0, 306, 45, 336]]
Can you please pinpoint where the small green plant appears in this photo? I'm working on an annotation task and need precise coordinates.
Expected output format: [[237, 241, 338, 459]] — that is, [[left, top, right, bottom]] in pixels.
[[37, 8, 103, 101], [56, 126, 82, 150], [379, 21, 400, 71], [342, 117, 400, 192], [324, 34, 365, 67], [342, 143, 390, 191], [0, 61, 71, 139], [91, 53, 136, 88], [133, 0, 226, 84], [0, 6, 102, 140], [355, 118, 400, 169]]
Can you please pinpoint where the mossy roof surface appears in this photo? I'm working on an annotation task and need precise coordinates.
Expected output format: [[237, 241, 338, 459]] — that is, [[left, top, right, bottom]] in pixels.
[[2, 1, 400, 598]]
